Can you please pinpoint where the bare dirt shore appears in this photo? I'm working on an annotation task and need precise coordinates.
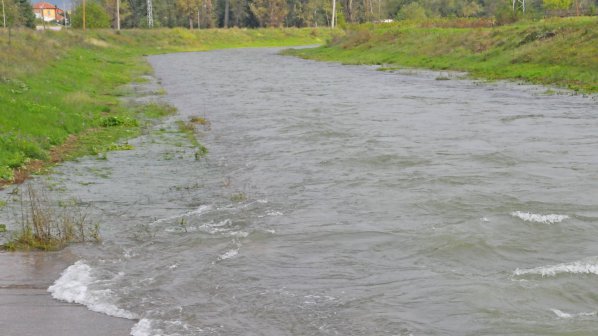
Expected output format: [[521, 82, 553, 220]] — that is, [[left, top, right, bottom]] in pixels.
[[0, 250, 134, 336]]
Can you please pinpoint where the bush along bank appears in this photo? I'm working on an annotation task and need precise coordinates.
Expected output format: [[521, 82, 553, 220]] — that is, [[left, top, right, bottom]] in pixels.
[[285, 17, 598, 93], [0, 28, 333, 185]]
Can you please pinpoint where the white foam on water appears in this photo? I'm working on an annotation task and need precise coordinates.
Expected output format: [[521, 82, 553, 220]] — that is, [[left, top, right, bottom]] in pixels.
[[198, 219, 232, 234], [219, 249, 239, 260], [266, 210, 283, 216], [130, 318, 153, 336], [130, 318, 197, 336], [48, 261, 137, 319], [514, 257, 598, 277], [511, 211, 568, 224], [552, 309, 597, 319], [229, 231, 249, 238], [150, 205, 212, 226]]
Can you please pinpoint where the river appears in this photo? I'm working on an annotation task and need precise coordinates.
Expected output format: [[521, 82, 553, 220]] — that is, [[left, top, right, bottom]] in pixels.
[[4, 47, 598, 335]]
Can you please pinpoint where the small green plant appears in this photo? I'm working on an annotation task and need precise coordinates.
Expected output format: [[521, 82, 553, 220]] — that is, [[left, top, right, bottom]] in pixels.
[[194, 145, 208, 160], [230, 192, 247, 202], [176, 120, 209, 157], [178, 218, 188, 233], [190, 116, 212, 131], [99, 116, 139, 127], [2, 185, 100, 251], [0, 224, 6, 233], [104, 142, 135, 151], [141, 103, 177, 118], [189, 116, 208, 125]]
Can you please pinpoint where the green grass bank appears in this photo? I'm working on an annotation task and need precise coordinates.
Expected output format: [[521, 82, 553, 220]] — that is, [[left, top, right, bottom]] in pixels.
[[286, 17, 598, 93], [0, 28, 331, 184]]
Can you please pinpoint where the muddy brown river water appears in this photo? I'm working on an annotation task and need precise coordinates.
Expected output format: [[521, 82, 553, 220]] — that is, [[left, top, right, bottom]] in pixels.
[[2, 47, 598, 335]]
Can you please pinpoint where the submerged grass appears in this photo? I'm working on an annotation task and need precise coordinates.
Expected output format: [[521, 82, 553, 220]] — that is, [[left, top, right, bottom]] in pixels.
[[285, 17, 598, 93], [0, 28, 331, 185], [176, 120, 208, 159], [2, 184, 100, 251]]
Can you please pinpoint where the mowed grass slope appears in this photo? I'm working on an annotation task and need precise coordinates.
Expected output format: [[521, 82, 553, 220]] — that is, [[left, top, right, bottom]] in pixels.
[[286, 17, 598, 93], [0, 28, 331, 183]]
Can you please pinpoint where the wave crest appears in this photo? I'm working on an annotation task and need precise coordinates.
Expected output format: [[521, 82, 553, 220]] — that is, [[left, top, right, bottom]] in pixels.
[[511, 211, 568, 224], [48, 260, 137, 319], [514, 257, 598, 277]]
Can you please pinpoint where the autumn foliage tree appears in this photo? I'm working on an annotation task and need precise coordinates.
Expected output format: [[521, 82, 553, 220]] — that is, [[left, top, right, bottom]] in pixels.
[[250, 0, 287, 26]]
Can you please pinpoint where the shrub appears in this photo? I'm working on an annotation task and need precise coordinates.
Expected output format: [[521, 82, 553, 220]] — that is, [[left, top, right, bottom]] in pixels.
[[71, 2, 111, 29], [397, 3, 428, 21]]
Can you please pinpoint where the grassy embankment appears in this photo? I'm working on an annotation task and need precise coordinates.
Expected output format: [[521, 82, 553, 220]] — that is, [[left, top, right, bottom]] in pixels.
[[286, 17, 598, 93], [0, 28, 331, 185]]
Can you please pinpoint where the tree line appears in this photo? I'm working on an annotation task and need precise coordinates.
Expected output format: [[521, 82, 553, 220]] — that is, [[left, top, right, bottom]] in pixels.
[[1, 0, 597, 29]]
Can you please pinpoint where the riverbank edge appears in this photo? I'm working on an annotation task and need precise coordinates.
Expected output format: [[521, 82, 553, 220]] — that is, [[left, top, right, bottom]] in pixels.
[[283, 17, 598, 94], [0, 28, 333, 187]]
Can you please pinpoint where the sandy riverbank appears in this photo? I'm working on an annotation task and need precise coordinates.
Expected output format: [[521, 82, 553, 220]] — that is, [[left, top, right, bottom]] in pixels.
[[0, 250, 134, 336]]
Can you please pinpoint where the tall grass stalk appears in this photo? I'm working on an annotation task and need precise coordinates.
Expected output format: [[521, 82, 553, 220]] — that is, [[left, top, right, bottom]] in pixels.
[[3, 184, 100, 251]]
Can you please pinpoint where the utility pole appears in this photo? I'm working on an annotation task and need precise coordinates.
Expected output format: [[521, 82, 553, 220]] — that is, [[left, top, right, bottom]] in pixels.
[[116, 0, 120, 30], [1, 0, 6, 29], [62, 0, 67, 27], [147, 0, 153, 28], [41, 4, 46, 30], [83, 0, 86, 31], [331, 0, 336, 28]]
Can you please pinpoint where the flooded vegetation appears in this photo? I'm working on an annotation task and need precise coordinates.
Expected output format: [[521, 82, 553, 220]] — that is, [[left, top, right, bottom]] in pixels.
[[2, 47, 597, 335]]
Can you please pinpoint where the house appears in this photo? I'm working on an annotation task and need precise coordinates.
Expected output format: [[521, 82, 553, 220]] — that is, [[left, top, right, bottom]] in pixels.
[[32, 2, 65, 23]]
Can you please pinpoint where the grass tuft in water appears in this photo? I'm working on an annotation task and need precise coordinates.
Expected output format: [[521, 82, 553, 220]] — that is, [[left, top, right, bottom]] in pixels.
[[230, 192, 247, 202], [176, 120, 209, 159], [2, 185, 100, 251]]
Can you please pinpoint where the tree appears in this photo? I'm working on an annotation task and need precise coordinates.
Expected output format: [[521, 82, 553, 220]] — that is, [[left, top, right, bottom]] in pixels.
[[2, 0, 20, 43], [229, 0, 249, 26], [177, 0, 197, 28], [459, 0, 481, 16], [396, 1, 426, 19], [543, 0, 573, 9], [72, 1, 111, 28], [249, 0, 287, 27], [2, 0, 6, 28], [102, 0, 132, 29], [16, 0, 35, 28]]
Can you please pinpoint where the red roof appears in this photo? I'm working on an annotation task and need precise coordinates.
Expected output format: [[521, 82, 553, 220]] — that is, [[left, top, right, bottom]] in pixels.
[[32, 2, 59, 10]]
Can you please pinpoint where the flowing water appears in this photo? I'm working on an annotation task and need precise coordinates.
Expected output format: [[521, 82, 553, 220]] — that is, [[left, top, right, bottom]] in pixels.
[[4, 48, 598, 335]]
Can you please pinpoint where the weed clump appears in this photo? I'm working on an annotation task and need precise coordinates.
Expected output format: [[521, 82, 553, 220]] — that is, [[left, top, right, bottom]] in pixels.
[[99, 116, 139, 127], [189, 116, 208, 125], [230, 192, 247, 202], [176, 120, 209, 158], [141, 103, 177, 118], [2, 185, 100, 251]]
